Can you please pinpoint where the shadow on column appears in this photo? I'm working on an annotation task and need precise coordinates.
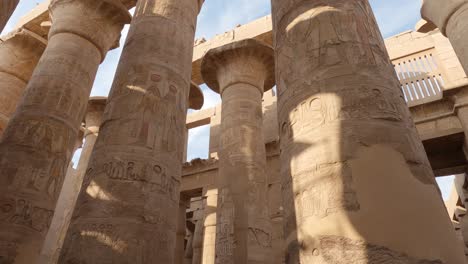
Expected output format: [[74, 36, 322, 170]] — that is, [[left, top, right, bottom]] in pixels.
[[273, 0, 467, 263]]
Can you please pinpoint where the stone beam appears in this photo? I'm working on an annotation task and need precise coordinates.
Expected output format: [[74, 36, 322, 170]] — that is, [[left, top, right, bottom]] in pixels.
[[186, 107, 215, 129], [181, 159, 218, 192]]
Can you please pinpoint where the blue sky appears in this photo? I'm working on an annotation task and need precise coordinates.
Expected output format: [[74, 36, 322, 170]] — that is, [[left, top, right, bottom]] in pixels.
[[2, 0, 455, 201]]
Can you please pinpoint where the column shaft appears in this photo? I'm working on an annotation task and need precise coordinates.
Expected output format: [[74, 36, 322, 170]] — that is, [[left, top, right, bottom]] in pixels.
[[422, 0, 468, 74], [447, 3, 468, 74], [0, 1, 129, 262], [0, 0, 19, 32], [58, 0, 201, 262], [192, 219, 203, 264], [201, 39, 274, 264], [271, 0, 466, 263], [38, 130, 98, 264], [175, 197, 188, 264], [201, 187, 217, 264], [216, 85, 272, 263], [0, 30, 46, 135]]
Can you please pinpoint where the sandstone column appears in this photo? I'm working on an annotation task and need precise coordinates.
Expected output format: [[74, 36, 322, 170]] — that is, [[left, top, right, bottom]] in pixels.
[[175, 195, 189, 264], [192, 219, 204, 264], [58, 0, 203, 263], [271, 0, 466, 263], [201, 39, 274, 264], [422, 0, 468, 74], [201, 187, 217, 264], [38, 97, 106, 264], [0, 0, 19, 32], [0, 29, 46, 136], [0, 0, 130, 262]]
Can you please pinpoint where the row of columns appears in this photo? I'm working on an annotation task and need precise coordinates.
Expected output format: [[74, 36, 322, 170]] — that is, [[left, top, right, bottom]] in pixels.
[[0, 0, 468, 263]]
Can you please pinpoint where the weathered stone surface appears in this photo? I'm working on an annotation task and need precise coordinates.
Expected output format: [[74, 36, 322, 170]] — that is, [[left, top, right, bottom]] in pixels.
[[202, 38, 275, 264], [0, 29, 46, 136], [38, 97, 106, 264], [422, 0, 468, 74], [58, 0, 202, 263], [0, 0, 130, 262], [286, 235, 444, 264], [271, 0, 466, 263], [0, 0, 19, 32]]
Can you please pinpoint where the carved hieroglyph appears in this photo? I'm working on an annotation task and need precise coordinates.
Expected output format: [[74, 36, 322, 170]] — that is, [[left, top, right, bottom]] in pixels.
[[0, 0, 130, 262], [58, 0, 203, 263], [271, 0, 466, 263], [201, 39, 275, 264], [0, 29, 46, 135], [422, 0, 468, 75], [0, 0, 19, 32]]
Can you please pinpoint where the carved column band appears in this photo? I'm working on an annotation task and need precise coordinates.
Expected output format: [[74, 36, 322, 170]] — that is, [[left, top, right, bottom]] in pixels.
[[58, 0, 203, 263], [271, 0, 466, 263], [0, 29, 46, 136], [202, 39, 274, 264], [0, 0, 130, 262], [422, 0, 468, 74]]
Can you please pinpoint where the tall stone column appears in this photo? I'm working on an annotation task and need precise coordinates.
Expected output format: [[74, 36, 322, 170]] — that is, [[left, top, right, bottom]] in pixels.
[[0, 29, 46, 136], [0, 0, 19, 32], [201, 39, 275, 264], [192, 218, 203, 264], [201, 187, 217, 264], [58, 0, 203, 263], [0, 0, 130, 262], [38, 97, 106, 264], [184, 228, 194, 264], [271, 0, 466, 263], [422, 0, 468, 74], [175, 195, 189, 264]]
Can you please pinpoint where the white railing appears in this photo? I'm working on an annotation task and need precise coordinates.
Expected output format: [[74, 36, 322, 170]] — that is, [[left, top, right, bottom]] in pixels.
[[393, 49, 445, 107]]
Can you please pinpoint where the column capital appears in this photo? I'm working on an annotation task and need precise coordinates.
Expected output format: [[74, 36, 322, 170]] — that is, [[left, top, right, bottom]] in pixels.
[[85, 96, 107, 133], [421, 0, 468, 35], [0, 28, 47, 82], [189, 81, 204, 110], [201, 38, 275, 95], [49, 0, 132, 61]]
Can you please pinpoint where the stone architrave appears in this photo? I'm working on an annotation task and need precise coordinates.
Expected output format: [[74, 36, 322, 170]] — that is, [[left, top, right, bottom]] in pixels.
[[201, 39, 275, 264], [422, 0, 468, 74], [58, 0, 203, 263], [0, 0, 130, 262], [0, 29, 46, 135], [271, 0, 466, 263], [0, 0, 19, 32], [38, 97, 107, 264]]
